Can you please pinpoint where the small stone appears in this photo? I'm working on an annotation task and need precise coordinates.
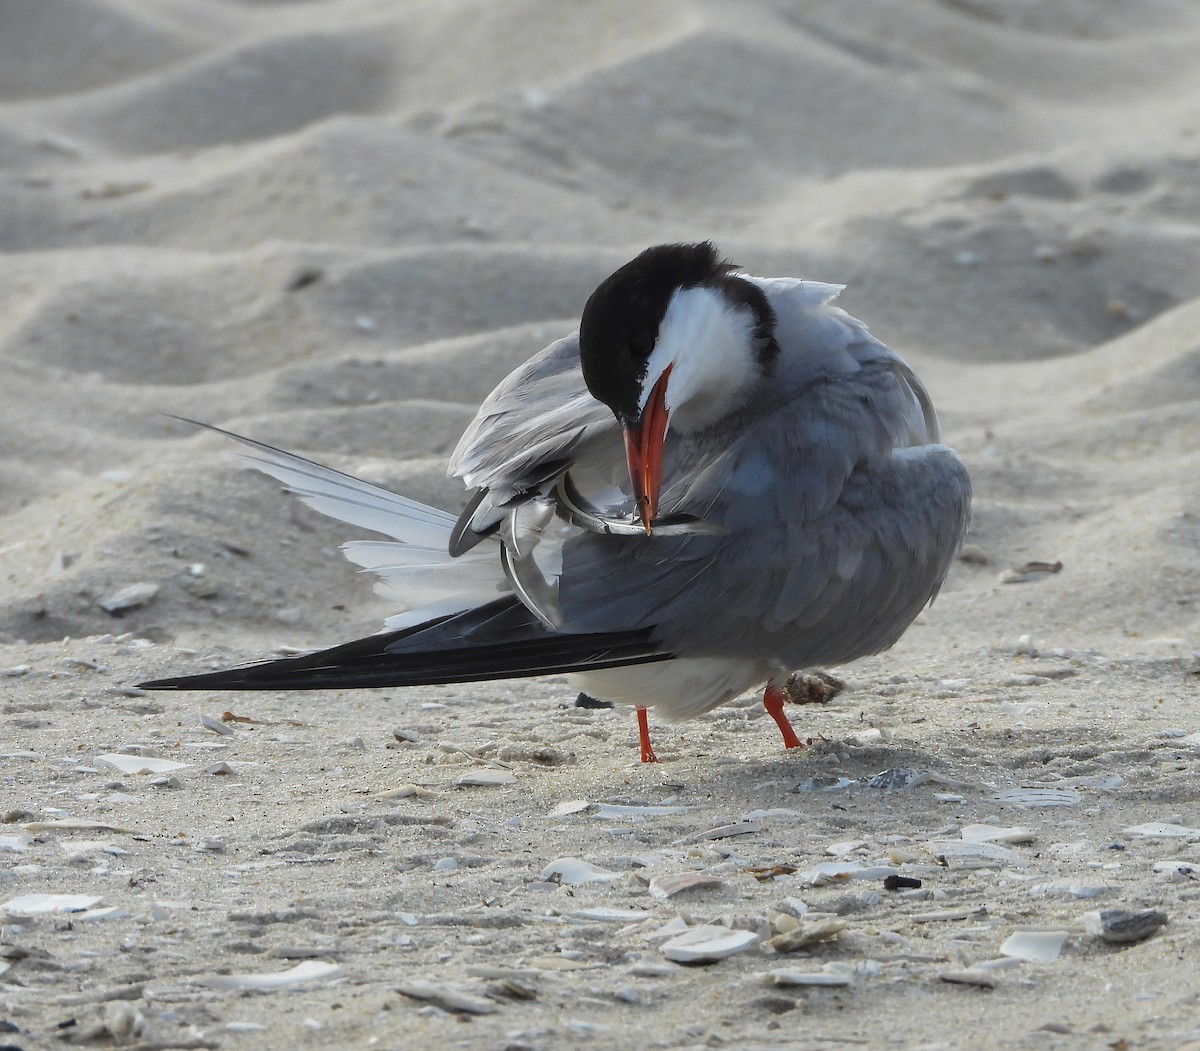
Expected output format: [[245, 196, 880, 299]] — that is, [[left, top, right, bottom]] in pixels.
[[100, 583, 159, 614], [940, 967, 997, 989], [629, 959, 676, 978]]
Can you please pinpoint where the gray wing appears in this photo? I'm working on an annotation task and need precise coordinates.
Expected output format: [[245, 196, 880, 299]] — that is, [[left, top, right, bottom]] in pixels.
[[447, 332, 627, 554]]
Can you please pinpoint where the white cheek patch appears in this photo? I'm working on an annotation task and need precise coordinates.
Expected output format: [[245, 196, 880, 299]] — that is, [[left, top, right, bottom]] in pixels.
[[640, 285, 758, 433]]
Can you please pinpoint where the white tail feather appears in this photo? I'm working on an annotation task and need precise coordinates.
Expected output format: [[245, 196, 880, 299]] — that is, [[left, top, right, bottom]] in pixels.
[[204, 426, 511, 620]]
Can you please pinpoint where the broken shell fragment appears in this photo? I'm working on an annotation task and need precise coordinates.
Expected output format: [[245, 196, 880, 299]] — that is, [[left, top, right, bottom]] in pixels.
[[455, 768, 517, 787], [100, 582, 159, 613], [540, 857, 623, 885], [769, 964, 854, 987], [768, 916, 847, 952], [195, 960, 345, 991], [95, 754, 189, 775], [395, 979, 497, 1014], [927, 840, 1026, 869], [1081, 908, 1168, 944], [2, 893, 103, 915], [648, 872, 727, 899], [999, 929, 1069, 963], [960, 824, 1036, 845], [661, 924, 759, 963]]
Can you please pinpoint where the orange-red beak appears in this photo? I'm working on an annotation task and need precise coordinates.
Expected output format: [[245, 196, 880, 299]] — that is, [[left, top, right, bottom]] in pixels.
[[623, 365, 672, 535]]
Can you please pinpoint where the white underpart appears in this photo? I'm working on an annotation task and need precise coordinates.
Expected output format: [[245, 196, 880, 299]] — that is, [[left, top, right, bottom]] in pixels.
[[640, 284, 760, 435], [571, 656, 767, 721]]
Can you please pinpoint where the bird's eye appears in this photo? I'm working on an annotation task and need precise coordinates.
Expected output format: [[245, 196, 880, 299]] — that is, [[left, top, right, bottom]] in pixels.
[[628, 330, 654, 360]]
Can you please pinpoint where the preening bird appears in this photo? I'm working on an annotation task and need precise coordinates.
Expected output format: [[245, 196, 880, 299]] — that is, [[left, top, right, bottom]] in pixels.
[[140, 242, 971, 762]]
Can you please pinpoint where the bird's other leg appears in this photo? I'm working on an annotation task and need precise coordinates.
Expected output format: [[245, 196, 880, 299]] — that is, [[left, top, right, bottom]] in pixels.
[[635, 706, 659, 763], [762, 679, 803, 749]]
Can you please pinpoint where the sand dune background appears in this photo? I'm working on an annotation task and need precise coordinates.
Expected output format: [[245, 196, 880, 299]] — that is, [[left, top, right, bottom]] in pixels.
[[2, 2, 1199, 1048]]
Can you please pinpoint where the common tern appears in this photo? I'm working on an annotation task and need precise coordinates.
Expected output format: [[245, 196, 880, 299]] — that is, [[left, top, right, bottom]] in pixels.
[[140, 243, 971, 762]]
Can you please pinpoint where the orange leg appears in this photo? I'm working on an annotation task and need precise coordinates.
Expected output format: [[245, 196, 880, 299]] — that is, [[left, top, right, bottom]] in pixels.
[[763, 680, 803, 749], [635, 706, 660, 763]]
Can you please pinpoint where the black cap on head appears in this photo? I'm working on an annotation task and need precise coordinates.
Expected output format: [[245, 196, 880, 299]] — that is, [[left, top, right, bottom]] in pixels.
[[578, 242, 736, 422]]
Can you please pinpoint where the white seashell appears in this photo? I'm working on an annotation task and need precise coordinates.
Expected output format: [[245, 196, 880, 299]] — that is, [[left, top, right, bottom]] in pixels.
[[661, 924, 759, 963], [648, 872, 727, 899], [796, 861, 899, 885], [1123, 821, 1200, 838], [648, 916, 691, 942], [548, 799, 592, 817], [377, 783, 435, 800], [455, 769, 516, 787], [768, 917, 847, 952], [569, 906, 652, 923], [1000, 929, 1069, 962], [95, 753, 189, 775], [773, 913, 800, 934], [769, 965, 853, 987], [24, 818, 137, 834], [100, 582, 159, 613], [2, 893, 103, 915], [912, 906, 987, 923], [824, 838, 868, 857], [76, 906, 129, 922], [992, 788, 1081, 808], [0, 834, 33, 852], [1030, 880, 1110, 899], [395, 980, 497, 1015], [540, 857, 623, 885], [199, 713, 234, 736], [960, 824, 1036, 845], [926, 840, 1027, 869], [594, 803, 691, 820], [940, 967, 998, 988], [742, 808, 803, 819], [151, 900, 191, 920], [196, 960, 345, 991], [699, 821, 762, 840]]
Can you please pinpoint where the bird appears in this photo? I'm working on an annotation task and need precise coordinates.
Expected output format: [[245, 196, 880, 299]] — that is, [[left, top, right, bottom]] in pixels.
[[139, 242, 971, 763]]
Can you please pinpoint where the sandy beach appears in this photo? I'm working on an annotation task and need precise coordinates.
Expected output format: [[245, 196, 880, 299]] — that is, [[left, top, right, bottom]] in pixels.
[[2, 2, 1200, 1048]]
